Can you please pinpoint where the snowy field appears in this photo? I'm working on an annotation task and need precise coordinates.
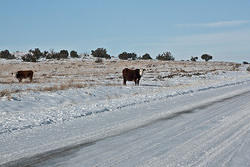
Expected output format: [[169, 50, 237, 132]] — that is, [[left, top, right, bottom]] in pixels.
[[1, 58, 250, 166]]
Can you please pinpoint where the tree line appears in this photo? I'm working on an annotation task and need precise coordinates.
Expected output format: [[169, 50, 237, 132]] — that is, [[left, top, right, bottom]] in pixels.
[[0, 48, 213, 62]]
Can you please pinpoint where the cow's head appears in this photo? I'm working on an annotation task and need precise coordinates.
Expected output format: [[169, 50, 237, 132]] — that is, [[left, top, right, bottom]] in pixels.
[[11, 72, 17, 77], [139, 69, 145, 76], [11, 72, 17, 81]]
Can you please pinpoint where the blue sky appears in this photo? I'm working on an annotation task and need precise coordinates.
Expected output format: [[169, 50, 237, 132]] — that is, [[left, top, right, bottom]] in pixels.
[[1, 0, 250, 62]]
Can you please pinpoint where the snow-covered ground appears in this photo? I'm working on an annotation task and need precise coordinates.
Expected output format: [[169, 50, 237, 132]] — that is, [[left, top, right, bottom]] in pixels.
[[34, 86, 250, 167], [0, 59, 250, 166]]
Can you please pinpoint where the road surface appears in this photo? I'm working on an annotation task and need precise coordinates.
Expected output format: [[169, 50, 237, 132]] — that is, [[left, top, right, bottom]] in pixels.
[[26, 91, 250, 167]]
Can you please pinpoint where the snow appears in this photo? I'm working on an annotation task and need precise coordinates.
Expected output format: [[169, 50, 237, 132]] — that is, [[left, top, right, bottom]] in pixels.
[[0, 59, 250, 166]]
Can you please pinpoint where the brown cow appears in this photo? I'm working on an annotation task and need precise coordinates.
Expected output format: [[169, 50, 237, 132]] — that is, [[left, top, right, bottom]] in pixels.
[[13, 70, 34, 82], [122, 68, 145, 85]]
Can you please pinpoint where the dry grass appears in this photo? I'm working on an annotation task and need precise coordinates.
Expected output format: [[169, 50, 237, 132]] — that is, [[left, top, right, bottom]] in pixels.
[[0, 89, 21, 100], [0, 59, 244, 96], [37, 83, 87, 92], [0, 90, 11, 97], [0, 83, 90, 98]]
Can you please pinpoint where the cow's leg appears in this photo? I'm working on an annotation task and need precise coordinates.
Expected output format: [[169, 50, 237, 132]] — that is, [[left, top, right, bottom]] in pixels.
[[137, 79, 140, 86], [18, 78, 22, 82], [135, 79, 139, 86], [123, 79, 126, 85], [29, 75, 33, 82]]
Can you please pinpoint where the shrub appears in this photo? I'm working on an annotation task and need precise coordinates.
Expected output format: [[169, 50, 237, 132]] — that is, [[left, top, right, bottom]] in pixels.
[[21, 48, 48, 62], [201, 54, 213, 61], [191, 56, 198, 61], [243, 61, 249, 64], [118, 52, 137, 60], [46, 50, 58, 59], [43, 51, 49, 58], [21, 53, 37, 62], [247, 66, 250, 72], [139, 53, 152, 60], [29, 48, 44, 59], [91, 48, 111, 59], [0, 50, 15, 59], [156, 52, 174, 61], [46, 50, 69, 59], [59, 50, 69, 59], [46, 53, 57, 59], [70, 50, 79, 58]]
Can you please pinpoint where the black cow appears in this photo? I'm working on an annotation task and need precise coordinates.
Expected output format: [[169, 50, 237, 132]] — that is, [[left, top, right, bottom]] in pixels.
[[122, 68, 145, 85]]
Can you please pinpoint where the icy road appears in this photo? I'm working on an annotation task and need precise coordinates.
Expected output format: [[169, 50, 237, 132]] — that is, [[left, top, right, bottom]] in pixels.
[[1, 83, 250, 167]]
